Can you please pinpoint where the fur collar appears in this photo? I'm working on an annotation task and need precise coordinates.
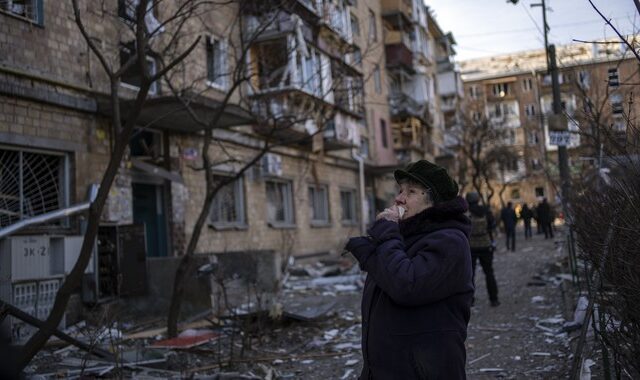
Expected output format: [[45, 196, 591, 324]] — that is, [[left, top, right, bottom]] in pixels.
[[398, 196, 471, 238]]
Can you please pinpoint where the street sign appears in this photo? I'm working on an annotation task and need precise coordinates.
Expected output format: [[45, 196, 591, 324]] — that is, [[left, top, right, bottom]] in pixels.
[[549, 131, 571, 146]]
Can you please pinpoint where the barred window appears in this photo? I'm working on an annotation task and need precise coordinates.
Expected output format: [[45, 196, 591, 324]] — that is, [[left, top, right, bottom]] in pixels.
[[0, 147, 68, 228]]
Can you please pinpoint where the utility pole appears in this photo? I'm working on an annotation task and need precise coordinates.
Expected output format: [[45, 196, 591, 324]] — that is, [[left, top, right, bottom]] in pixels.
[[528, 0, 571, 211], [548, 45, 571, 213]]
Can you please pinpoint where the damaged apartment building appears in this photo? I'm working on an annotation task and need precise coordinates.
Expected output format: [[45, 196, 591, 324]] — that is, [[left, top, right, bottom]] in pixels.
[[459, 39, 640, 208], [0, 0, 459, 341]]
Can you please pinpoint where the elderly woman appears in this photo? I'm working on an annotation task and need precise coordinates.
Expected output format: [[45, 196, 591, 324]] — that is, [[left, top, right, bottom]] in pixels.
[[345, 160, 473, 379]]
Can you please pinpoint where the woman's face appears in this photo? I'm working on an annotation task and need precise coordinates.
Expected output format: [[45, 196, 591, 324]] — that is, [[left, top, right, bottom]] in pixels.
[[394, 182, 432, 219]]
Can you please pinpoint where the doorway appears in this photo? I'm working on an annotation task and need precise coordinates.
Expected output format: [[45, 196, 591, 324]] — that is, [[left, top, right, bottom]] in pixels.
[[132, 183, 168, 257]]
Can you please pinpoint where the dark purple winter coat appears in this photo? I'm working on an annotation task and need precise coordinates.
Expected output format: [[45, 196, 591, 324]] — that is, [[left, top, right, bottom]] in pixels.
[[345, 197, 473, 380]]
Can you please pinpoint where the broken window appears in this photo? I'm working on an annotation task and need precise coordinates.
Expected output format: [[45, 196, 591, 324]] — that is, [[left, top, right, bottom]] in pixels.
[[210, 175, 246, 228], [1, 0, 43, 24], [206, 36, 228, 89], [129, 128, 163, 159], [266, 179, 294, 226], [578, 70, 590, 89], [0, 147, 68, 228], [120, 42, 158, 94], [492, 83, 510, 97], [340, 189, 357, 224], [308, 185, 329, 224], [254, 40, 289, 90], [118, 0, 163, 34]]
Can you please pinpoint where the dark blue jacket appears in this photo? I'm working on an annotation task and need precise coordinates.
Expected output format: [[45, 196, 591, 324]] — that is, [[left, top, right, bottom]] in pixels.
[[500, 207, 518, 229], [346, 197, 473, 380]]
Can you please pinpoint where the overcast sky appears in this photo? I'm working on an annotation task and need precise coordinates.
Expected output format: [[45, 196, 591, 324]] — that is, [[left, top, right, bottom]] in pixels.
[[426, 0, 638, 61]]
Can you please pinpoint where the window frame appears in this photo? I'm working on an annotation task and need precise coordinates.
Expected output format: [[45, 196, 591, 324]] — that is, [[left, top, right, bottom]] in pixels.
[[368, 9, 377, 43], [373, 64, 382, 94], [308, 183, 330, 227], [340, 188, 358, 225], [206, 35, 229, 91], [380, 118, 388, 148], [265, 178, 296, 228], [0, 145, 70, 229], [119, 43, 158, 94], [350, 12, 360, 38], [208, 173, 247, 230], [0, 0, 44, 26]]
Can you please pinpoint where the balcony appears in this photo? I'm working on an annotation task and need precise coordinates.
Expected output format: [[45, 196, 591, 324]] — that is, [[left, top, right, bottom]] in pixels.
[[244, 12, 313, 43], [386, 43, 414, 73], [250, 92, 331, 144], [381, 0, 413, 25], [389, 92, 430, 123], [323, 114, 360, 151], [440, 97, 457, 113]]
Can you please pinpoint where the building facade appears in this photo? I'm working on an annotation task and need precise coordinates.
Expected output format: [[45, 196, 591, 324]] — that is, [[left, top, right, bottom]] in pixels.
[[459, 40, 640, 209]]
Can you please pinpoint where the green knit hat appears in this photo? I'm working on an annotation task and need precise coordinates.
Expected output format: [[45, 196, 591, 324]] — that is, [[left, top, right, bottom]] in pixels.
[[394, 160, 459, 203]]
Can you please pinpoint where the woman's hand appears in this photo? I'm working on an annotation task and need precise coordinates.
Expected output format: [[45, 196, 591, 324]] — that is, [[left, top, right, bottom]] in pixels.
[[376, 204, 402, 223]]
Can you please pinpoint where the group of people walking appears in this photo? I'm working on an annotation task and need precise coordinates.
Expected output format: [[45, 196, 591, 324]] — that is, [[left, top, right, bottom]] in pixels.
[[504, 198, 556, 244]]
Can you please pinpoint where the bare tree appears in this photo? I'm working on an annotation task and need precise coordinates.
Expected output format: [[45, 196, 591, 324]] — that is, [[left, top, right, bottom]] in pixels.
[[17, 0, 204, 368], [163, 0, 371, 337], [453, 116, 520, 207], [567, 3, 640, 378]]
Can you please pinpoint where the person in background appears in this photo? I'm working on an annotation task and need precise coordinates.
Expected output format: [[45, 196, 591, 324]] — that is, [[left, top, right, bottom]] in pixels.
[[520, 203, 533, 240], [537, 198, 554, 239], [532, 204, 542, 234], [500, 202, 517, 252], [345, 160, 472, 379], [466, 192, 500, 307]]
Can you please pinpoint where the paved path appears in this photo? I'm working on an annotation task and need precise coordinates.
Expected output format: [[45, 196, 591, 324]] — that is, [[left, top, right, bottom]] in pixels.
[[467, 226, 573, 379], [196, 226, 575, 379]]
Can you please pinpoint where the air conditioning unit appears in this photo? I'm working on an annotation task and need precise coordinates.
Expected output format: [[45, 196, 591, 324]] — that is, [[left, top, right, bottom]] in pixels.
[[0, 235, 96, 343]]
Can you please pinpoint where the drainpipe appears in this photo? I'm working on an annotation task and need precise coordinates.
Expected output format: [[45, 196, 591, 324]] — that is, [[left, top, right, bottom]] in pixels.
[[0, 184, 98, 239], [351, 148, 367, 235]]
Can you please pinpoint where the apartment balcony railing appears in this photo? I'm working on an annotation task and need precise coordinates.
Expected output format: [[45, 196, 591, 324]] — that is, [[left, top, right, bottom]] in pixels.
[[323, 114, 359, 151], [386, 43, 414, 72], [440, 97, 457, 113], [381, 0, 413, 21], [244, 12, 313, 43], [389, 92, 430, 122]]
